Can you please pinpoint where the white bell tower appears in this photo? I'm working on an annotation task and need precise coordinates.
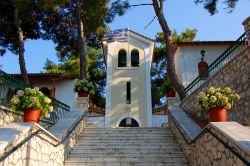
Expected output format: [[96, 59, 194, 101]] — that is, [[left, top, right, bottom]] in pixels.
[[103, 29, 154, 127]]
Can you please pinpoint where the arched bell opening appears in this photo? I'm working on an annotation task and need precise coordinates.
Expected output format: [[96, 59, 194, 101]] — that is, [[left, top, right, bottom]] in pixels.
[[119, 117, 139, 127]]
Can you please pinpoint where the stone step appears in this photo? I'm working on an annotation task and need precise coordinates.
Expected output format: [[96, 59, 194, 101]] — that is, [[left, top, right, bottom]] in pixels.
[[70, 149, 182, 155], [64, 161, 188, 166], [75, 142, 178, 146], [69, 152, 185, 158], [81, 132, 172, 135], [84, 127, 168, 130], [65, 157, 188, 162], [76, 139, 177, 144], [83, 129, 170, 133], [69, 150, 185, 154], [83, 128, 170, 131], [65, 162, 188, 166], [72, 145, 180, 150], [83, 128, 170, 132], [64, 127, 187, 166], [80, 133, 172, 137], [79, 136, 175, 140]]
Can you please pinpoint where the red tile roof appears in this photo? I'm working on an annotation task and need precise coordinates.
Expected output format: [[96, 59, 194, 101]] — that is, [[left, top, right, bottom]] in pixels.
[[173, 41, 235, 54], [10, 73, 79, 79], [175, 41, 235, 46], [152, 106, 168, 113], [88, 106, 105, 115]]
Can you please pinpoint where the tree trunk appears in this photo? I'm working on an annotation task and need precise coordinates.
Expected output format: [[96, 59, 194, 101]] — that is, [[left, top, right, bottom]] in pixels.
[[14, 8, 30, 84], [76, 0, 87, 79], [152, 0, 186, 100]]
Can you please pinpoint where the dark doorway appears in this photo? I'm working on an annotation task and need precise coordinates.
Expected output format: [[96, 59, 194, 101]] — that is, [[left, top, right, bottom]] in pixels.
[[40, 87, 50, 96], [119, 117, 139, 127]]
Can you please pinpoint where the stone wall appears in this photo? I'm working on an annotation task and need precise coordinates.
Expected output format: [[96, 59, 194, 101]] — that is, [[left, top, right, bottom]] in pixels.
[[0, 106, 53, 129], [0, 110, 88, 166], [0, 106, 22, 127], [181, 46, 250, 125], [168, 108, 250, 166]]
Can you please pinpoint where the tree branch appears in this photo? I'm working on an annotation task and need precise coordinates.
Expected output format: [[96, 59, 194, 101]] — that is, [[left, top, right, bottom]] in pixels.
[[129, 3, 153, 7], [144, 16, 156, 29]]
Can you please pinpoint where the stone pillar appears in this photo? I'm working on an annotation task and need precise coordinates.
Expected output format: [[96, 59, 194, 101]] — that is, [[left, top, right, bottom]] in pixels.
[[242, 16, 250, 44], [167, 97, 181, 107], [76, 97, 89, 110]]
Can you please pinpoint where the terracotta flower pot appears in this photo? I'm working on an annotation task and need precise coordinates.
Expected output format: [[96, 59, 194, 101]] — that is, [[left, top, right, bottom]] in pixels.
[[23, 108, 42, 123], [166, 88, 175, 97], [208, 107, 227, 122], [78, 91, 89, 97]]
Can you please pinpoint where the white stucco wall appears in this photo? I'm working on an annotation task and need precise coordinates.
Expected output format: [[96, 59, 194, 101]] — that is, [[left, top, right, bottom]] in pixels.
[[175, 45, 231, 87], [152, 115, 168, 127], [87, 116, 105, 127], [105, 33, 154, 127], [30, 79, 79, 110]]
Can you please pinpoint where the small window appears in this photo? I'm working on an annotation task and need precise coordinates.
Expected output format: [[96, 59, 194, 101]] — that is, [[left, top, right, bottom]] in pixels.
[[131, 49, 139, 67], [126, 82, 131, 104], [118, 49, 127, 67]]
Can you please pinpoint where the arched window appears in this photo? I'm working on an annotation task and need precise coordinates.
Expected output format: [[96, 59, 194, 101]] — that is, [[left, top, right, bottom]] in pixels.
[[118, 49, 127, 67], [131, 49, 139, 67]]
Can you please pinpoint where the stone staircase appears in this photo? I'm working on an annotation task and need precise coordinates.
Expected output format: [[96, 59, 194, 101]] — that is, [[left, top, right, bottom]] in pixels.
[[64, 127, 188, 166]]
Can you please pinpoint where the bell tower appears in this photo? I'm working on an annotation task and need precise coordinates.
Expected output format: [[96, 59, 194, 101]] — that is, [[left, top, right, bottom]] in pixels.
[[103, 29, 154, 127]]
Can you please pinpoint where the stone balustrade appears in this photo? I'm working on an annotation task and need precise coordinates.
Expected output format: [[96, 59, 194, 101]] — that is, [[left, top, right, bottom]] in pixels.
[[0, 109, 88, 166], [181, 46, 250, 125], [168, 107, 250, 165]]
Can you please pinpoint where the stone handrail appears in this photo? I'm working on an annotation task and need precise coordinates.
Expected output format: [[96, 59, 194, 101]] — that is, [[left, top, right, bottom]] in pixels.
[[168, 107, 250, 165], [0, 109, 88, 166]]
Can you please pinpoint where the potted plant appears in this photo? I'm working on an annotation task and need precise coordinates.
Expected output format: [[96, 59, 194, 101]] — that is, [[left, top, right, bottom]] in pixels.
[[160, 80, 175, 97], [11, 87, 54, 122], [197, 87, 240, 122], [73, 79, 95, 97]]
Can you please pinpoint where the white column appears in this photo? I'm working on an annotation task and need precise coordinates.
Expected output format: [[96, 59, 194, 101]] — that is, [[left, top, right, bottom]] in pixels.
[[145, 47, 153, 127], [105, 52, 113, 127]]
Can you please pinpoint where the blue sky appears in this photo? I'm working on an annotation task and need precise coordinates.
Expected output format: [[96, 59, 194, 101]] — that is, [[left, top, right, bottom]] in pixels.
[[1, 0, 249, 73]]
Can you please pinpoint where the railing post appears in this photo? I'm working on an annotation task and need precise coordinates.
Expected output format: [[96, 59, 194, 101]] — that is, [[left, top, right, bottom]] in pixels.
[[242, 16, 250, 44]]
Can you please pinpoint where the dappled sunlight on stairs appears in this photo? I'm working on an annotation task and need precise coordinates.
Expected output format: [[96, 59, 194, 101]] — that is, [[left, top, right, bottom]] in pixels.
[[64, 127, 188, 166]]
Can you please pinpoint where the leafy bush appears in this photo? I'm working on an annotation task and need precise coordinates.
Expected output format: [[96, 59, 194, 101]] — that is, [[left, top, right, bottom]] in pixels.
[[197, 87, 240, 112], [11, 87, 53, 118], [73, 79, 95, 95], [160, 80, 174, 93]]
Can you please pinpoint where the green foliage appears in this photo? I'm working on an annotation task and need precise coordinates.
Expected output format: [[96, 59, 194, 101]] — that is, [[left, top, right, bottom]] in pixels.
[[151, 28, 197, 108], [160, 80, 173, 93], [105, 0, 129, 23], [44, 58, 80, 75], [172, 29, 198, 42], [194, 0, 239, 15], [197, 87, 240, 112], [73, 79, 95, 95], [11, 87, 53, 118], [41, 0, 129, 61], [44, 49, 106, 108], [0, 0, 42, 55]]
